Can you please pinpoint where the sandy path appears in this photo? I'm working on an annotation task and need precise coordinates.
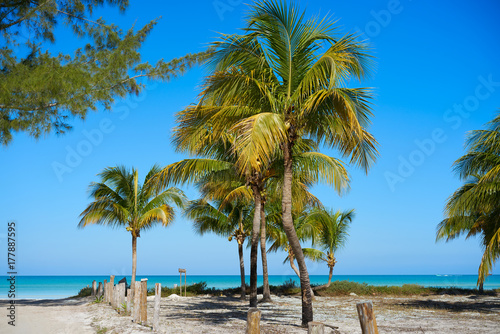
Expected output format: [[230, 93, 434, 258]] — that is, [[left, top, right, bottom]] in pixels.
[[1, 293, 499, 333], [89, 293, 500, 333], [0, 298, 94, 334]]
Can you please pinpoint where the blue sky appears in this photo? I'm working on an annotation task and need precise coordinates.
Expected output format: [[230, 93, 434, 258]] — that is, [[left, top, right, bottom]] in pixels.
[[1, 0, 500, 277]]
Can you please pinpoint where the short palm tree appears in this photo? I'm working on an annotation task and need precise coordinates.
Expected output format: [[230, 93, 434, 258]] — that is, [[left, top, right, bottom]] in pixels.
[[79, 165, 186, 303], [184, 197, 253, 300], [267, 201, 319, 297], [307, 208, 354, 288], [267, 202, 319, 277], [437, 112, 500, 290]]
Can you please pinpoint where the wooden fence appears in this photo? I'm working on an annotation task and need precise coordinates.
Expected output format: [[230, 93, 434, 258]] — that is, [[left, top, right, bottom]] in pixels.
[[90, 277, 379, 333]]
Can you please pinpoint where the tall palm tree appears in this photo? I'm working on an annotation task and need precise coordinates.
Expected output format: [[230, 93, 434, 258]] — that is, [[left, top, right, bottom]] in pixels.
[[185, 198, 252, 299], [191, 1, 378, 324], [79, 165, 186, 304], [170, 106, 346, 307], [307, 208, 354, 288], [153, 138, 269, 305], [437, 112, 500, 290]]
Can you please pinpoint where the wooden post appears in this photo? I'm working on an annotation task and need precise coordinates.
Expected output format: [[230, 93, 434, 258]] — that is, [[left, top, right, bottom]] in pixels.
[[91, 280, 96, 297], [118, 283, 126, 312], [108, 282, 113, 304], [140, 279, 148, 325], [111, 284, 117, 309], [178, 269, 186, 297], [97, 282, 103, 298], [356, 302, 379, 334], [133, 281, 141, 323], [246, 308, 261, 334], [109, 275, 115, 305], [126, 288, 132, 316], [308, 322, 325, 334], [103, 279, 107, 302], [153, 283, 161, 331]]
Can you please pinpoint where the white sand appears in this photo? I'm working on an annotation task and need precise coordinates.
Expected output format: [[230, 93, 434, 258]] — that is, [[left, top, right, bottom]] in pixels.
[[0, 298, 94, 334], [1, 293, 499, 333]]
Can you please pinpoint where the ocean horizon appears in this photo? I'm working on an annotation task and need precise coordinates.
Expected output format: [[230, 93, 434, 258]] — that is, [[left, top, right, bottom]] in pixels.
[[1, 274, 499, 299]]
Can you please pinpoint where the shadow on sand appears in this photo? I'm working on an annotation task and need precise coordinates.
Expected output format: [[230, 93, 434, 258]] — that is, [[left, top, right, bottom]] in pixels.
[[397, 296, 500, 313]]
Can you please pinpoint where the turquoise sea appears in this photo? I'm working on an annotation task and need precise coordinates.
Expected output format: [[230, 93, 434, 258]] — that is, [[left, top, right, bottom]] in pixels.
[[1, 275, 499, 299]]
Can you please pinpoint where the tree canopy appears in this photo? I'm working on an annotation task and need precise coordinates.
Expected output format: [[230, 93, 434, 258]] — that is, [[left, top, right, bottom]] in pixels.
[[0, 0, 203, 145], [437, 111, 500, 288]]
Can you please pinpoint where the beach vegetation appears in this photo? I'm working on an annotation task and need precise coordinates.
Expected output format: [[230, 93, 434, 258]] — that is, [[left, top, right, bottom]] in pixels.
[[185, 197, 253, 300], [148, 281, 215, 297], [151, 141, 257, 301], [78, 165, 186, 306], [92, 295, 104, 304], [174, 0, 378, 324], [120, 302, 127, 313], [75, 286, 92, 297], [0, 0, 205, 145], [307, 209, 354, 288], [96, 326, 109, 334], [273, 278, 301, 294], [267, 202, 320, 282], [314, 280, 499, 297], [437, 111, 500, 291]]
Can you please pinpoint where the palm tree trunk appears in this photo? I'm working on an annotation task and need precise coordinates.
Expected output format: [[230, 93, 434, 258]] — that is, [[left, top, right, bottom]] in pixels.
[[282, 140, 313, 326], [479, 281, 484, 293], [260, 200, 271, 303], [238, 240, 246, 300], [131, 234, 137, 310], [326, 266, 333, 288], [250, 184, 262, 308], [289, 254, 301, 277], [289, 252, 315, 298]]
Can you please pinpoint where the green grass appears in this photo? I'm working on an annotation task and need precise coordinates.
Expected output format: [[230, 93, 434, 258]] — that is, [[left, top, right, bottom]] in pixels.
[[76, 280, 498, 299], [74, 286, 92, 298], [96, 326, 108, 334], [147, 281, 220, 297], [313, 280, 499, 297]]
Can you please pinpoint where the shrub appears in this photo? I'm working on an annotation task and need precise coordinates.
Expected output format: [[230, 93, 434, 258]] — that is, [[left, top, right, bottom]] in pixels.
[[76, 286, 92, 297]]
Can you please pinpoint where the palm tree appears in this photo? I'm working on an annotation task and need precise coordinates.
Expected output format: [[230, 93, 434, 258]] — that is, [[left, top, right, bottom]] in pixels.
[[184, 198, 252, 299], [168, 109, 344, 307], [307, 208, 354, 288], [152, 138, 269, 305], [267, 201, 319, 297], [191, 0, 378, 324], [79, 165, 186, 304], [437, 112, 500, 290]]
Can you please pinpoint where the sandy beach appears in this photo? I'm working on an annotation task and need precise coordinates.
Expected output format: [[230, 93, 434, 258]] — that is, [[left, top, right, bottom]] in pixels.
[[1, 293, 499, 333]]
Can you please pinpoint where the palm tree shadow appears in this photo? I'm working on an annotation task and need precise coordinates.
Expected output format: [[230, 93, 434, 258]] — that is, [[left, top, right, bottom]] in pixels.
[[397, 298, 500, 313], [160, 296, 304, 329], [162, 297, 247, 325], [0, 298, 89, 307]]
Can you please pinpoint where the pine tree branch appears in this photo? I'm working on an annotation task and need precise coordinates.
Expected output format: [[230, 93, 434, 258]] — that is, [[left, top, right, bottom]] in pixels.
[[0, 0, 51, 31]]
